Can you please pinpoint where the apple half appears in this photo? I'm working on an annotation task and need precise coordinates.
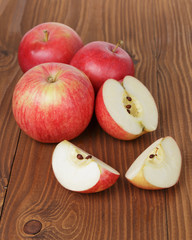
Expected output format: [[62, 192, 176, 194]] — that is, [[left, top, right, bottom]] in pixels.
[[125, 136, 182, 190], [52, 140, 120, 193], [95, 76, 158, 140]]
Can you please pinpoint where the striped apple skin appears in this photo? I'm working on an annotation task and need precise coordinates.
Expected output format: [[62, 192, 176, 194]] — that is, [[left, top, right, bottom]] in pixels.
[[12, 63, 94, 143]]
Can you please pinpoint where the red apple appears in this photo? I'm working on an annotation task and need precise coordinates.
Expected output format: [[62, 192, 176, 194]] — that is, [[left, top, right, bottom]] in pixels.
[[52, 140, 120, 193], [18, 22, 83, 72], [12, 63, 94, 143], [70, 41, 134, 91], [95, 76, 158, 140]]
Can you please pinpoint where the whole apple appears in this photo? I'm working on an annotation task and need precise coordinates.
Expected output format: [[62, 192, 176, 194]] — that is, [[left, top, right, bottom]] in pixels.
[[70, 41, 135, 91], [12, 63, 94, 143], [18, 22, 83, 72]]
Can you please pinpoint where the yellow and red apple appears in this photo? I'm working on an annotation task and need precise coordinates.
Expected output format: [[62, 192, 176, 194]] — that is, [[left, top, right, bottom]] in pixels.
[[12, 63, 94, 143]]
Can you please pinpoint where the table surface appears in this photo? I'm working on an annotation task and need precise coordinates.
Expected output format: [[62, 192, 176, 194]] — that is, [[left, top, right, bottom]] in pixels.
[[0, 0, 191, 239]]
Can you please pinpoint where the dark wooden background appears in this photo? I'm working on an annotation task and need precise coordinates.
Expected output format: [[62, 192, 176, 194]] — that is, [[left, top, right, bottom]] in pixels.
[[0, 0, 191, 239]]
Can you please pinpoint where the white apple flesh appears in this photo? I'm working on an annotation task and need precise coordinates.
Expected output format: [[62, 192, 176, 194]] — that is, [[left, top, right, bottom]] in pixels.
[[125, 136, 182, 190], [95, 76, 158, 140], [52, 140, 120, 193]]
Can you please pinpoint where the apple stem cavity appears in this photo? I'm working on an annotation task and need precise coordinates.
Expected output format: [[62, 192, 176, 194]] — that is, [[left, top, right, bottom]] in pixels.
[[43, 30, 49, 42], [47, 76, 56, 83], [112, 40, 124, 53], [47, 71, 62, 83]]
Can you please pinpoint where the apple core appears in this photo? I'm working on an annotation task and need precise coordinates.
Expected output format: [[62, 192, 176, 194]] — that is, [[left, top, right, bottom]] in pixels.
[[145, 145, 165, 166], [123, 91, 143, 118]]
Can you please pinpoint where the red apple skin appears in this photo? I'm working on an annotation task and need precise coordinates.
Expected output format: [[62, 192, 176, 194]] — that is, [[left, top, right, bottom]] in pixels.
[[95, 84, 144, 140], [80, 168, 120, 193], [18, 22, 83, 73], [70, 41, 134, 92], [12, 63, 94, 143]]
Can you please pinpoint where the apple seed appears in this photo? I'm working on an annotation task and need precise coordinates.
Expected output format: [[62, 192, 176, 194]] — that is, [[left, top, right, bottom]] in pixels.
[[85, 155, 92, 159], [126, 104, 131, 109], [77, 154, 84, 160], [126, 96, 132, 101]]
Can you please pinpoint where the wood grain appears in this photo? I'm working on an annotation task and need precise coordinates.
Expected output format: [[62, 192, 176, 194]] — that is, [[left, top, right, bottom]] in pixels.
[[0, 0, 191, 239]]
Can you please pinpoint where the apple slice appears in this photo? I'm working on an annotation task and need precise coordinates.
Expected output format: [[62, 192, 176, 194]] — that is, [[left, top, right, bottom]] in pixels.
[[52, 140, 120, 193], [95, 76, 158, 140], [125, 136, 182, 190]]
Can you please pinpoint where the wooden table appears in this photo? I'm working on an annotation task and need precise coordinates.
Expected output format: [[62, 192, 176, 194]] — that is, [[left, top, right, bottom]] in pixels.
[[0, 0, 191, 239]]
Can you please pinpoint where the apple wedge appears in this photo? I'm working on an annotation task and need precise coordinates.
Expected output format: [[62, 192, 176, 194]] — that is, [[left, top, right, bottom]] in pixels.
[[125, 136, 182, 190], [52, 140, 120, 193], [95, 76, 158, 140]]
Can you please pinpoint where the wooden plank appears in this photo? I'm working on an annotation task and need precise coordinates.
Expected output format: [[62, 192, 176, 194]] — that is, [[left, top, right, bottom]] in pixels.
[[152, 0, 192, 239], [0, 0, 24, 215], [0, 0, 191, 239]]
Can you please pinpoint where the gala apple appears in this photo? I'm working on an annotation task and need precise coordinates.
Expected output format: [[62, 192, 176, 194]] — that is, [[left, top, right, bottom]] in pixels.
[[12, 63, 94, 143], [18, 22, 83, 72], [70, 41, 134, 91]]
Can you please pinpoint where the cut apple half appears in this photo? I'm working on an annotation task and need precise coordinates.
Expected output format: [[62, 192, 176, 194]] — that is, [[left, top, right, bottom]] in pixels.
[[125, 136, 182, 190], [95, 76, 158, 140], [52, 140, 120, 193]]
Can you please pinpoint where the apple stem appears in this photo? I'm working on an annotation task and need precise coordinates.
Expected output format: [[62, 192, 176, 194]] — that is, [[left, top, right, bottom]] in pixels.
[[112, 40, 124, 53], [43, 30, 49, 42], [126, 96, 132, 101], [47, 71, 61, 83]]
